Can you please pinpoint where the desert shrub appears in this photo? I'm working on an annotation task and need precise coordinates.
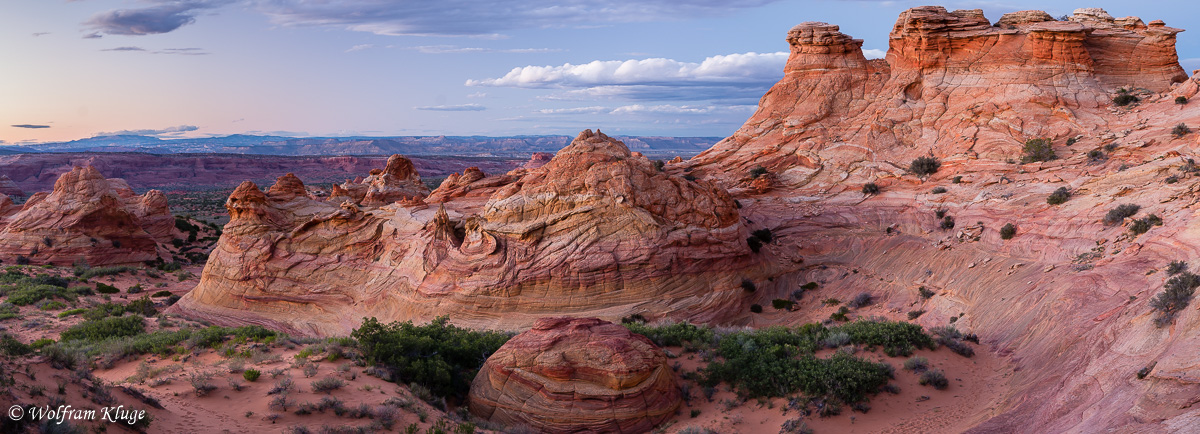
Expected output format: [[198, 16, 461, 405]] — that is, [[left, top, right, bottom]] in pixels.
[[1103, 204, 1140, 225], [0, 333, 32, 356], [835, 319, 935, 356], [1150, 272, 1200, 327], [0, 302, 19, 321], [189, 372, 217, 396], [903, 356, 929, 372], [772, 299, 795, 310], [907, 310, 925, 320], [1000, 223, 1017, 240], [1047, 187, 1071, 205], [931, 187, 947, 194], [82, 303, 127, 321], [749, 166, 768, 179], [919, 369, 949, 389], [801, 282, 818, 291], [126, 284, 143, 294], [1173, 123, 1191, 138], [939, 216, 955, 230], [243, 369, 261, 382], [311, 377, 345, 394], [1113, 93, 1138, 106], [909, 157, 941, 177], [751, 228, 773, 243], [935, 209, 947, 219], [750, 304, 763, 313], [1104, 142, 1118, 152], [741, 279, 757, 292], [1129, 214, 1163, 235], [1021, 138, 1056, 163], [1177, 96, 1189, 105], [931, 326, 975, 357], [60, 315, 146, 342], [96, 282, 120, 294], [5, 284, 86, 306], [848, 292, 873, 309], [951, 176, 962, 184], [79, 266, 134, 280], [746, 236, 762, 253], [1167, 261, 1188, 275], [1166, 175, 1180, 184], [861, 182, 880, 195], [125, 297, 159, 317], [352, 316, 510, 400], [623, 321, 714, 347], [919, 286, 935, 299], [1087, 149, 1105, 161], [38, 300, 67, 311], [151, 290, 172, 297]]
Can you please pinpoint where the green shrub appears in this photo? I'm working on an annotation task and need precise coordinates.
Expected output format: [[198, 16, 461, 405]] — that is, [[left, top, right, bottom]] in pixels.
[[741, 279, 757, 292], [919, 286, 936, 299], [1047, 187, 1071, 205], [750, 304, 763, 313], [60, 315, 146, 342], [801, 282, 818, 291], [1087, 149, 1105, 161], [919, 369, 948, 389], [1103, 204, 1140, 225], [1000, 223, 1016, 240], [1177, 96, 1189, 105], [1150, 272, 1199, 327], [0, 333, 32, 356], [1113, 93, 1138, 106], [772, 299, 795, 310], [847, 292, 873, 309], [939, 216, 955, 230], [1129, 214, 1163, 235], [909, 157, 941, 177], [38, 300, 67, 311], [834, 319, 935, 356], [931, 326, 975, 357], [746, 236, 762, 253], [931, 187, 947, 194], [79, 266, 134, 280], [861, 183, 880, 195], [903, 356, 929, 372], [311, 377, 346, 394], [751, 228, 773, 243], [125, 297, 159, 317], [623, 321, 715, 347], [6, 284, 84, 306], [1166, 261, 1188, 275], [151, 290, 173, 297], [1021, 138, 1056, 163], [749, 166, 768, 179], [351, 316, 510, 400], [96, 282, 120, 294], [907, 310, 925, 320], [951, 176, 962, 184]]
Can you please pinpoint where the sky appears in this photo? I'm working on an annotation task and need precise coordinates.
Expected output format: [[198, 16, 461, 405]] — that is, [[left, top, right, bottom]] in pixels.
[[2, 0, 1199, 144]]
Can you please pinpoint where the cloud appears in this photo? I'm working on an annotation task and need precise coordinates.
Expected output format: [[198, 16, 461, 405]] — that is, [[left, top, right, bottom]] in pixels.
[[863, 49, 886, 59], [414, 104, 487, 111], [536, 106, 609, 114], [346, 44, 374, 52], [32, 32, 51, 37], [84, 0, 233, 36], [408, 45, 564, 54], [100, 125, 199, 136], [254, 0, 780, 37], [101, 46, 210, 55], [83, 32, 103, 39], [12, 124, 51, 129], [466, 92, 487, 99], [537, 104, 754, 115], [469, 52, 786, 103]]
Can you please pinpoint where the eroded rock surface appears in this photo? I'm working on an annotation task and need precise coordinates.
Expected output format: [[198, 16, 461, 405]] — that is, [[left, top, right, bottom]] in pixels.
[[468, 317, 680, 433]]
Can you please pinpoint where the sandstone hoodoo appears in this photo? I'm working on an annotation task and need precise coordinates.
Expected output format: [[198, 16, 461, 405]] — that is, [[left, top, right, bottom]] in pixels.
[[468, 317, 681, 433], [175, 129, 761, 335], [0, 166, 174, 265], [691, 6, 1189, 188], [329, 154, 431, 206]]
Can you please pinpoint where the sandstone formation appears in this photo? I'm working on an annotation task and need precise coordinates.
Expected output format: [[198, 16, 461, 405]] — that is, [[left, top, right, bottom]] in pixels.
[[679, 6, 1200, 433], [175, 129, 762, 335], [0, 175, 22, 197], [328, 154, 431, 206], [469, 317, 681, 433], [0, 166, 174, 265]]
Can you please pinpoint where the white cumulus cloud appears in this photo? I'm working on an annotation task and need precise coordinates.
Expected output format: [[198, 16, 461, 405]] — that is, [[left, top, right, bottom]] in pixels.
[[466, 52, 787, 88]]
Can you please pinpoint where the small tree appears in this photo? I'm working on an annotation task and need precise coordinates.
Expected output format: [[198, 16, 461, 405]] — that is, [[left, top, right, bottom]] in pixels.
[[1021, 139, 1056, 163], [1047, 187, 1070, 205], [1173, 123, 1191, 138], [999, 223, 1016, 240], [861, 182, 880, 195], [1176, 96, 1189, 105]]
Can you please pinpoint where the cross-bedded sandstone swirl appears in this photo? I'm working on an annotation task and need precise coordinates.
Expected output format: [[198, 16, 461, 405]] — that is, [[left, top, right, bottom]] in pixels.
[[0, 166, 174, 265], [468, 317, 681, 433], [174, 130, 762, 335]]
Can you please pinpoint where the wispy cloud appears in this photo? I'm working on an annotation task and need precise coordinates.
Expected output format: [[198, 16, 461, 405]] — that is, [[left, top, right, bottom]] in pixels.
[[469, 52, 786, 103], [254, 0, 781, 37], [32, 32, 51, 37], [12, 124, 51, 129], [101, 46, 210, 55], [408, 45, 564, 54], [415, 104, 487, 112], [345, 44, 374, 52], [83, 32, 103, 39], [100, 125, 199, 136], [537, 104, 754, 115], [84, 0, 234, 36]]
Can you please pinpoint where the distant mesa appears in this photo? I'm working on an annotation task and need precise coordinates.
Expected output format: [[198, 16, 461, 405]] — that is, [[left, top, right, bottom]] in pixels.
[[0, 176, 23, 197], [469, 317, 681, 433]]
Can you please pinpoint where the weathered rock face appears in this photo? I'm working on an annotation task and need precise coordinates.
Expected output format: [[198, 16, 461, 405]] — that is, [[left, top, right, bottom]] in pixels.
[[469, 317, 681, 433], [175, 130, 761, 335], [691, 6, 1187, 188], [332, 154, 431, 206], [0, 166, 174, 265], [0, 176, 22, 198], [680, 6, 1200, 433]]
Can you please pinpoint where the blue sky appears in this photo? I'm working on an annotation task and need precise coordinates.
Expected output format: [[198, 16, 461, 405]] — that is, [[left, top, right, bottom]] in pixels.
[[2, 0, 1198, 144]]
